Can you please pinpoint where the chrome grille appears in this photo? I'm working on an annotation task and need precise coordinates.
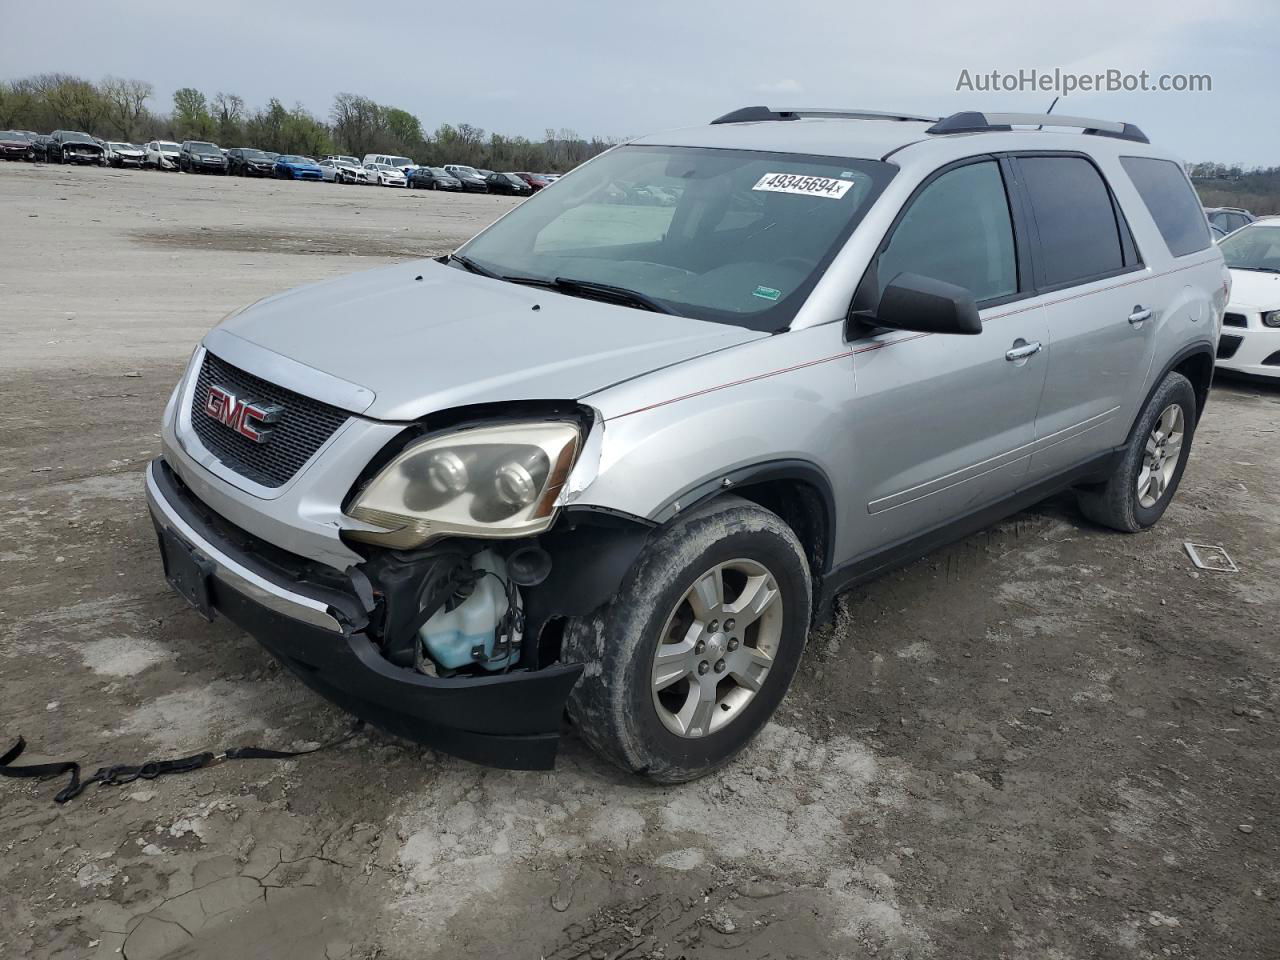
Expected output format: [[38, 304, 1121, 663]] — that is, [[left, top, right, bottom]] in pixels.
[[190, 352, 350, 487]]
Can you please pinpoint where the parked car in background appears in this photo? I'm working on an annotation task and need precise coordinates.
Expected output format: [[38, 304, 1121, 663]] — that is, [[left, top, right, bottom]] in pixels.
[[365, 162, 407, 187], [143, 106, 1226, 782], [514, 172, 551, 191], [180, 141, 227, 174], [1204, 206, 1255, 237], [319, 158, 370, 184], [408, 167, 462, 191], [322, 154, 361, 166], [444, 164, 488, 192], [227, 147, 276, 177], [486, 171, 532, 196], [362, 153, 417, 177], [106, 142, 145, 167], [144, 140, 181, 170], [274, 155, 324, 180], [0, 130, 34, 160], [49, 130, 106, 165], [1215, 217, 1280, 379], [29, 134, 54, 162]]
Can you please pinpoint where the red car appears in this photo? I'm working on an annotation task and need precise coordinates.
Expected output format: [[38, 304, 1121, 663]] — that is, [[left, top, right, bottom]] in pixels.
[[0, 130, 35, 161], [514, 172, 551, 191]]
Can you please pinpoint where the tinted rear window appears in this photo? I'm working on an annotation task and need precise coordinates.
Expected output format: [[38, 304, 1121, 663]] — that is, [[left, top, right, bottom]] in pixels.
[[1019, 156, 1126, 287], [1120, 157, 1211, 258]]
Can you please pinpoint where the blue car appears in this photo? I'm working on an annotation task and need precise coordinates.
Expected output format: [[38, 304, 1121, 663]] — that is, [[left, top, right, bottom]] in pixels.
[[273, 155, 323, 181]]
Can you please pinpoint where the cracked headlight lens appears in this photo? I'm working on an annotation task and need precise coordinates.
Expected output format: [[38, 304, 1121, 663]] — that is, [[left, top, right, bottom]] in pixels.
[[345, 422, 582, 548]]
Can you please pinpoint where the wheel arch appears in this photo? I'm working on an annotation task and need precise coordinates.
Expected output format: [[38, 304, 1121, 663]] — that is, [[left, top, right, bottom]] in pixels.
[[651, 458, 836, 582], [1142, 340, 1215, 429]]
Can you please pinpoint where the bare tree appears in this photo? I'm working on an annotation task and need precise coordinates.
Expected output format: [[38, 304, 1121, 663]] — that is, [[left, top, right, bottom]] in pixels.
[[101, 76, 153, 140]]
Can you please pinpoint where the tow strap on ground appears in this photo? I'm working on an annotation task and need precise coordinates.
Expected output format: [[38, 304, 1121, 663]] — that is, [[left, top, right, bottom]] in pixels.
[[0, 721, 365, 804]]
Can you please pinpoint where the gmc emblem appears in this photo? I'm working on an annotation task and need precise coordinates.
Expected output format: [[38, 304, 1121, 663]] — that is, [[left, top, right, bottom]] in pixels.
[[204, 385, 283, 443]]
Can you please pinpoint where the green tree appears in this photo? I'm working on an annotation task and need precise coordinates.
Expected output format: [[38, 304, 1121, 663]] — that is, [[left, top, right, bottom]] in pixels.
[[173, 87, 214, 138]]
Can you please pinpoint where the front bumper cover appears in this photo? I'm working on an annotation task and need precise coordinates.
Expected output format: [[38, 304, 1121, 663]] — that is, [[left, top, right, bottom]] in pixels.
[[145, 458, 584, 770]]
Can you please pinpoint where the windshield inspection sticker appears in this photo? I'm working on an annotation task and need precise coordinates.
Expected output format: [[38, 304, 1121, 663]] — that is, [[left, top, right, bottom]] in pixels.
[[753, 285, 782, 301], [752, 172, 855, 199]]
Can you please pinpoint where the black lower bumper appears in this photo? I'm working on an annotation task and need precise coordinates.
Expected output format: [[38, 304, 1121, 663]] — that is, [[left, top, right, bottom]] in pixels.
[[147, 459, 583, 770]]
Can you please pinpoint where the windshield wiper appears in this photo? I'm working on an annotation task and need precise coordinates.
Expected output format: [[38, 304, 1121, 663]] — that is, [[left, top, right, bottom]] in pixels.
[[443, 253, 502, 280], [1231, 265, 1280, 274], [508, 275, 674, 314]]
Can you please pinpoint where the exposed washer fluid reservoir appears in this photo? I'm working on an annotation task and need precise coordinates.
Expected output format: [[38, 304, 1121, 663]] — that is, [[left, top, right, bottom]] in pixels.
[[418, 550, 520, 672]]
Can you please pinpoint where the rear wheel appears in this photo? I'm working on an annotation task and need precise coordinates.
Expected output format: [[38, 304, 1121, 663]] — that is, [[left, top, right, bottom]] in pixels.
[[1077, 371, 1196, 532], [563, 496, 811, 783]]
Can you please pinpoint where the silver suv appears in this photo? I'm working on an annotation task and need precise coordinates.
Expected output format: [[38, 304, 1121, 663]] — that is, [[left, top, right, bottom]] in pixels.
[[147, 107, 1228, 781]]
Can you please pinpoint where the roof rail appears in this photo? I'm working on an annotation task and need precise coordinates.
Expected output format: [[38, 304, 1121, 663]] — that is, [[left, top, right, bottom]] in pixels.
[[711, 106, 939, 125], [927, 111, 1149, 143]]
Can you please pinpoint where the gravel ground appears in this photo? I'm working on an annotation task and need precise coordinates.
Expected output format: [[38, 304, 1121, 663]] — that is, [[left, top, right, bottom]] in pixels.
[[1, 163, 1278, 960]]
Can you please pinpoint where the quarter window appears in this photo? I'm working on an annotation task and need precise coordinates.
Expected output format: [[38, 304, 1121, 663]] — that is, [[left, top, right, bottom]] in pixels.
[[1019, 156, 1126, 286], [877, 160, 1017, 303], [1120, 156, 1212, 257]]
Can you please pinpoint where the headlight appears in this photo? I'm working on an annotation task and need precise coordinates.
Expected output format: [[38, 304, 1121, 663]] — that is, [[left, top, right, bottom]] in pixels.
[[346, 422, 582, 548], [1263, 310, 1280, 329]]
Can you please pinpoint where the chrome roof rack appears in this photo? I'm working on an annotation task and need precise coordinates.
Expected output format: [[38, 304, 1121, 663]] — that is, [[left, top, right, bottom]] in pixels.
[[711, 106, 939, 125], [926, 111, 1149, 144]]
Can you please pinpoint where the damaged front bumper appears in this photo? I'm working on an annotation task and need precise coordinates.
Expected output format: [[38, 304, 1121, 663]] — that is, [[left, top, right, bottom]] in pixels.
[[144, 458, 584, 770]]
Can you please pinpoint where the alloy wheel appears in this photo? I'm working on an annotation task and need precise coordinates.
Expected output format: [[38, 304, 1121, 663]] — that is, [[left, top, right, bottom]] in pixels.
[[1137, 403, 1184, 508], [650, 558, 783, 738]]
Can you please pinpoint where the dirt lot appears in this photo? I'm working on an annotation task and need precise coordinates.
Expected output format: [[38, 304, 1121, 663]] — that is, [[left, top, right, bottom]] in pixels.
[[1, 163, 1278, 960]]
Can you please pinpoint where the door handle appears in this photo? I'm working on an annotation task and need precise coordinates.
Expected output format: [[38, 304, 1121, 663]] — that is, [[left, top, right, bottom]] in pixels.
[[1005, 340, 1042, 362], [1128, 306, 1152, 325]]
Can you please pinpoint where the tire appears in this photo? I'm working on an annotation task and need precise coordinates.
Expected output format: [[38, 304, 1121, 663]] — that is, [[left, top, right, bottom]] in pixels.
[[563, 496, 812, 783], [1077, 371, 1197, 532]]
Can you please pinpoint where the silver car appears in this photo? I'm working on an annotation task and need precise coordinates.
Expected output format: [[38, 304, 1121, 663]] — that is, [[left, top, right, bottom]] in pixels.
[[147, 107, 1227, 781]]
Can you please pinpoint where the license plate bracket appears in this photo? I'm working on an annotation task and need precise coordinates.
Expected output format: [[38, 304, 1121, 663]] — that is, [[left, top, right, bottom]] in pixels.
[[159, 529, 215, 620]]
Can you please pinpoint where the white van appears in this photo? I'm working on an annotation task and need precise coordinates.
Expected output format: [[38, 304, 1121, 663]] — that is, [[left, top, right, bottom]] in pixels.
[[361, 154, 417, 176]]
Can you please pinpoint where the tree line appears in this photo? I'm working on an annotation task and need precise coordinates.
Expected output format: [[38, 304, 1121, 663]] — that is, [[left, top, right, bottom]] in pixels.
[[0, 73, 621, 172], [1190, 162, 1280, 215]]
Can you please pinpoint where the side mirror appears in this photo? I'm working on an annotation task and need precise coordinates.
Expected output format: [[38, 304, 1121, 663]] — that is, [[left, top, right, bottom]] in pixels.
[[872, 272, 983, 335]]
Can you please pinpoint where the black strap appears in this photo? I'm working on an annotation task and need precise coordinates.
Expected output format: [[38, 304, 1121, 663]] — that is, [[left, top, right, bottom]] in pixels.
[[0, 721, 363, 804]]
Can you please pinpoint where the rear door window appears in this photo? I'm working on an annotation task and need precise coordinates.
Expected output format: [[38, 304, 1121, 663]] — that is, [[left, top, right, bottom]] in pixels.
[[1018, 156, 1127, 287], [1119, 156, 1212, 258], [876, 160, 1018, 303]]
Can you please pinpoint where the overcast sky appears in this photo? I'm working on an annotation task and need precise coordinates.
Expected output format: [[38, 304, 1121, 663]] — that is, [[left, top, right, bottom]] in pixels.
[[3, 0, 1275, 165]]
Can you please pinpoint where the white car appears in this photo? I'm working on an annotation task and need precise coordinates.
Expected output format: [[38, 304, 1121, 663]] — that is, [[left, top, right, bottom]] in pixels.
[[107, 141, 145, 167], [319, 159, 370, 184], [365, 162, 407, 187], [144, 140, 180, 170], [1217, 217, 1280, 379]]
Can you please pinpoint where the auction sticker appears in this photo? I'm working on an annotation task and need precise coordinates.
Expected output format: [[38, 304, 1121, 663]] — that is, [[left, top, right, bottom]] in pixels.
[[752, 172, 855, 199]]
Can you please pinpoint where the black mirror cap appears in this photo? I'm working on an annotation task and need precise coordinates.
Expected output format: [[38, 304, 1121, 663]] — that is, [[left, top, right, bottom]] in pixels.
[[874, 272, 982, 335]]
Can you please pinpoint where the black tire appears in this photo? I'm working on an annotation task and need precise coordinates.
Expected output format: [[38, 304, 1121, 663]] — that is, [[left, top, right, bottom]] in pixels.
[[563, 496, 812, 783], [1077, 371, 1197, 532]]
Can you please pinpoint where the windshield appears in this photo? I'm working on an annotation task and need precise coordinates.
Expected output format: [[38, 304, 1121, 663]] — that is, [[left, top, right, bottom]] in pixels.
[[1219, 223, 1280, 272], [458, 145, 895, 330], [279, 155, 314, 164], [111, 142, 139, 150], [2, 130, 32, 141], [159, 141, 179, 151], [241, 149, 266, 159], [430, 167, 450, 176], [387, 156, 412, 166], [189, 142, 219, 155], [452, 166, 479, 177]]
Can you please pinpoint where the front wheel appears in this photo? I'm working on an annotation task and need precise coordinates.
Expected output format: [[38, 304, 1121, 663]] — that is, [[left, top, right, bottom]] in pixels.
[[563, 496, 811, 783], [1077, 371, 1197, 532]]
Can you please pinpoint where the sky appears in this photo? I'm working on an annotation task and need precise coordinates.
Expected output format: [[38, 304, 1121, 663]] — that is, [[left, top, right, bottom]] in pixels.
[[2, 0, 1275, 166]]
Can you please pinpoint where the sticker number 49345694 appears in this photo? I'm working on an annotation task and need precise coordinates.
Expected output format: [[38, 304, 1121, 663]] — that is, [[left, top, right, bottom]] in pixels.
[[752, 172, 855, 199]]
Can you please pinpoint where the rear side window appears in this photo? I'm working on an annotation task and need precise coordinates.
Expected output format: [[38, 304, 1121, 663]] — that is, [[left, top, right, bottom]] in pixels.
[[876, 160, 1017, 303], [1120, 157, 1211, 257], [1019, 156, 1126, 287]]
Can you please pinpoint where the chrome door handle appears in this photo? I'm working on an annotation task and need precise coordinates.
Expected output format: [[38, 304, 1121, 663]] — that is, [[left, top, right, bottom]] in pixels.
[[1005, 340, 1042, 361], [1128, 306, 1152, 325]]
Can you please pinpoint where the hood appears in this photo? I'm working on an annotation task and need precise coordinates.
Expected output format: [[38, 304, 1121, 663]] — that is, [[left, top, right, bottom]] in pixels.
[[1228, 268, 1280, 310], [214, 260, 763, 421]]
